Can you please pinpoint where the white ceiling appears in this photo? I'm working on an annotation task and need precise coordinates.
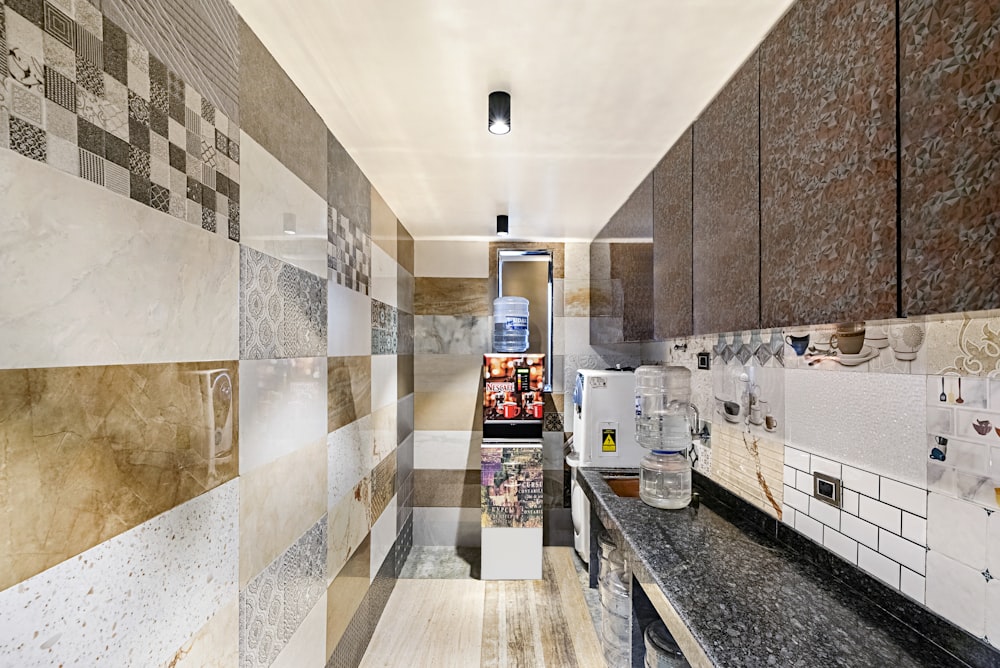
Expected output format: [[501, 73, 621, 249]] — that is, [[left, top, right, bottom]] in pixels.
[[231, 1, 794, 242]]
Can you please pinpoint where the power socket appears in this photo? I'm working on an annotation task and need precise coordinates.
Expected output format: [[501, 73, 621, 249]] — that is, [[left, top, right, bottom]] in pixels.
[[697, 352, 710, 370]]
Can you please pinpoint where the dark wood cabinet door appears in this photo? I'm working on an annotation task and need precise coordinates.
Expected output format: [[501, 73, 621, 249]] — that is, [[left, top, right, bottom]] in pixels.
[[900, 0, 1000, 316], [693, 51, 760, 335], [760, 0, 897, 328], [653, 128, 693, 340], [590, 174, 654, 344]]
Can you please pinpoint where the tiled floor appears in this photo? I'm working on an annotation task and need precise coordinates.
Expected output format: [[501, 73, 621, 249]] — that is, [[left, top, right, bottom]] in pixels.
[[361, 546, 605, 667]]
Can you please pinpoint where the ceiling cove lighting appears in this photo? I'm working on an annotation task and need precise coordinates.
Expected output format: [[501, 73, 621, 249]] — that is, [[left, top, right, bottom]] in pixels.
[[488, 91, 511, 135], [497, 215, 509, 237]]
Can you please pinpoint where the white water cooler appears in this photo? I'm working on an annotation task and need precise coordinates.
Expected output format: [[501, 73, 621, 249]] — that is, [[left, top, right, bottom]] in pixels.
[[567, 368, 645, 563]]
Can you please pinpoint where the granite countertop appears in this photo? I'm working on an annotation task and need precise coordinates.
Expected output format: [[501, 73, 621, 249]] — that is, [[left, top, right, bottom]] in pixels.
[[577, 467, 980, 668]]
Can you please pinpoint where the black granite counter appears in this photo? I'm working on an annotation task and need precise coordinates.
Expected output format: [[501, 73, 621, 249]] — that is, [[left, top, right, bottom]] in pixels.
[[578, 467, 1000, 668]]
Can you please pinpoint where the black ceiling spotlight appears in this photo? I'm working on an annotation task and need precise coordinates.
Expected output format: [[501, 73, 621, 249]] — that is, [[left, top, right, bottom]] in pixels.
[[489, 91, 511, 135], [497, 214, 509, 237]]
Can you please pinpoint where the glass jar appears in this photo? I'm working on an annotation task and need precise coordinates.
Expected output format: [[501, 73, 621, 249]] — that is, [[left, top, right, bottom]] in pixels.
[[639, 450, 692, 509]]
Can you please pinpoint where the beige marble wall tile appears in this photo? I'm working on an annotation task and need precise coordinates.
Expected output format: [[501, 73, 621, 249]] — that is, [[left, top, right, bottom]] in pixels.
[[564, 242, 590, 281], [272, 591, 327, 668], [238, 19, 327, 198], [414, 354, 485, 393], [327, 536, 370, 655], [240, 438, 327, 586], [413, 431, 483, 471], [371, 452, 398, 521], [414, 470, 481, 508], [0, 361, 238, 591], [415, 240, 490, 278], [160, 597, 239, 668], [564, 279, 590, 317], [372, 402, 398, 464], [414, 390, 484, 432], [371, 354, 398, 412], [328, 477, 371, 583], [415, 278, 491, 316], [371, 186, 397, 261], [0, 150, 239, 369], [397, 221, 415, 276], [708, 422, 784, 519], [414, 316, 491, 355], [328, 356, 372, 433]]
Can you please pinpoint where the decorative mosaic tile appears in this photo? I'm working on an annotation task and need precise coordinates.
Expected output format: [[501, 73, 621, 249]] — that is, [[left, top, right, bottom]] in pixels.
[[9, 114, 45, 160], [10, 80, 42, 123], [328, 206, 372, 295], [240, 246, 326, 359], [239, 517, 327, 668], [43, 2, 74, 49], [371, 299, 398, 355]]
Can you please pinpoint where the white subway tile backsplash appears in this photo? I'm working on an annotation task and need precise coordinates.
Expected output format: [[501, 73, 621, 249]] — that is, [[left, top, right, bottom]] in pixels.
[[781, 505, 796, 527], [926, 550, 986, 637], [784, 446, 811, 473], [783, 485, 810, 514], [810, 455, 842, 479], [842, 489, 860, 517], [901, 513, 927, 546], [783, 465, 797, 488], [858, 545, 901, 589], [795, 512, 824, 544], [900, 568, 926, 605], [988, 512, 1000, 577], [823, 527, 858, 564], [879, 530, 926, 576], [808, 497, 840, 530], [842, 465, 880, 498], [879, 478, 927, 518], [987, 581, 1000, 650], [927, 492, 988, 570], [859, 496, 902, 535], [841, 513, 879, 550], [795, 470, 814, 495]]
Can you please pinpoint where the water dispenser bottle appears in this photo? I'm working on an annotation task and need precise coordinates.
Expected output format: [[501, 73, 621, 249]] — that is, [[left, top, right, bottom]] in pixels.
[[635, 366, 698, 509], [493, 297, 529, 353]]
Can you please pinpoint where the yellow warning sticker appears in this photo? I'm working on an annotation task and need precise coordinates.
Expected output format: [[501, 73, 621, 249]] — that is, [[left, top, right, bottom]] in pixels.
[[602, 429, 617, 452]]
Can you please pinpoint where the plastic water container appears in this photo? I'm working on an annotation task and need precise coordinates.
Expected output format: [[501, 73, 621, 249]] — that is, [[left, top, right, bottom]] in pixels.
[[639, 451, 692, 509], [644, 620, 689, 667], [635, 366, 697, 451], [493, 297, 529, 352]]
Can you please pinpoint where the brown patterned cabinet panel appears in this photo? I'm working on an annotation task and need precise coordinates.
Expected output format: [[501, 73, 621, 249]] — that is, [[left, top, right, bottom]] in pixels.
[[590, 173, 654, 344], [900, 0, 1000, 316], [759, 0, 897, 328], [693, 51, 761, 335], [653, 128, 694, 339]]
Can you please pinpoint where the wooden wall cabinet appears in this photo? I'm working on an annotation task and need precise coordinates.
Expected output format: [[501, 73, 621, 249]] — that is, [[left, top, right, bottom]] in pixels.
[[692, 51, 761, 335], [759, 0, 897, 328], [899, 0, 1000, 316], [653, 128, 694, 340]]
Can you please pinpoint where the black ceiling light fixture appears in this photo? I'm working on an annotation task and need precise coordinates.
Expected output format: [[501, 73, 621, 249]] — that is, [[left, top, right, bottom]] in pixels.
[[497, 214, 509, 237], [488, 91, 511, 135]]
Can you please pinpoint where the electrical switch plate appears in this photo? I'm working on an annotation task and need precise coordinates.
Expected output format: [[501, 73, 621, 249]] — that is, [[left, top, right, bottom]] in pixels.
[[813, 471, 842, 508], [697, 352, 710, 370]]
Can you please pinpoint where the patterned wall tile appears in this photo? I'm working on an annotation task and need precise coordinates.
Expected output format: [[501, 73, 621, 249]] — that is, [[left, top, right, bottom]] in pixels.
[[371, 451, 397, 521], [760, 0, 897, 327], [900, 0, 1000, 316], [0, 361, 238, 591], [240, 246, 327, 359], [653, 127, 692, 340], [708, 423, 784, 519], [328, 204, 371, 294], [240, 517, 327, 668], [0, 0, 241, 241], [102, 0, 237, 122], [371, 299, 398, 355], [693, 51, 759, 335]]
